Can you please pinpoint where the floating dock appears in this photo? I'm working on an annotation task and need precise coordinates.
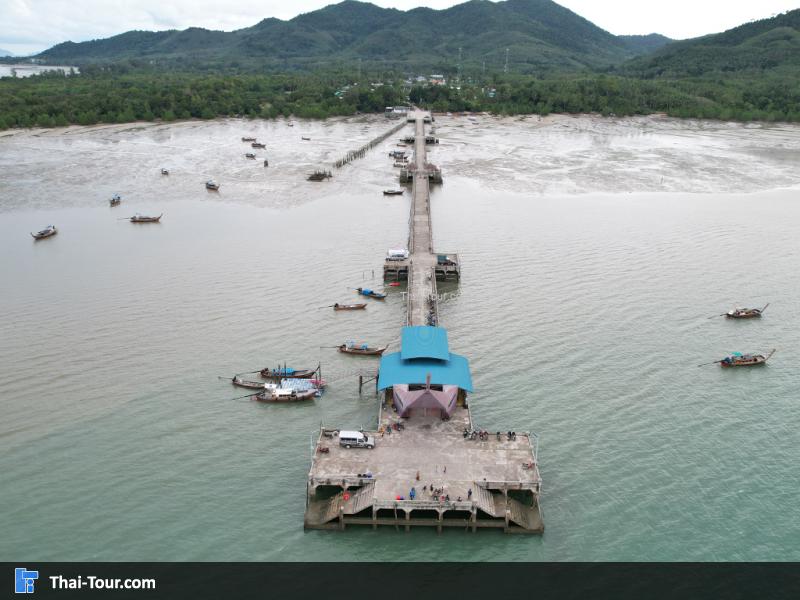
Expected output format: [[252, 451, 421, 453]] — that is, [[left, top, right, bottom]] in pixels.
[[304, 111, 543, 534]]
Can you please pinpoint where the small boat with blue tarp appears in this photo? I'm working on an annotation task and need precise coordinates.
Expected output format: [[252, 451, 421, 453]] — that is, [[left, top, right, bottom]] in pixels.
[[356, 287, 386, 299], [259, 366, 316, 380], [339, 341, 387, 356], [718, 349, 775, 367]]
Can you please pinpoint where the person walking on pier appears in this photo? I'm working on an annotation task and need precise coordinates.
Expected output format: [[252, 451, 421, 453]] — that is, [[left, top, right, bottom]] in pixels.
[[468, 488, 473, 500]]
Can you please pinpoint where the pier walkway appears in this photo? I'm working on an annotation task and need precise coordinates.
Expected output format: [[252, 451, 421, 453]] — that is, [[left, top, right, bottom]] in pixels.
[[407, 114, 437, 327], [305, 111, 543, 534]]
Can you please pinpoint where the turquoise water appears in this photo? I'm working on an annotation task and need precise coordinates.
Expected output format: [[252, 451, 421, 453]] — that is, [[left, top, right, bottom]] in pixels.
[[1, 115, 799, 560]]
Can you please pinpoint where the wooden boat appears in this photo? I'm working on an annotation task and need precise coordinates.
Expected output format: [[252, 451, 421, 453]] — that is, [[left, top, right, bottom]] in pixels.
[[334, 303, 367, 311], [245, 152, 256, 159], [161, 168, 169, 175], [719, 349, 776, 367], [260, 367, 316, 380], [726, 304, 769, 319], [109, 194, 121, 206], [254, 388, 316, 403], [393, 162, 407, 168], [130, 213, 162, 223], [383, 190, 404, 195], [307, 170, 332, 181], [338, 343, 387, 356], [231, 375, 267, 389], [252, 142, 266, 149], [288, 122, 295, 127], [263, 159, 269, 167], [206, 180, 220, 190], [356, 287, 386, 299], [242, 137, 256, 142], [31, 225, 57, 240], [301, 136, 311, 141]]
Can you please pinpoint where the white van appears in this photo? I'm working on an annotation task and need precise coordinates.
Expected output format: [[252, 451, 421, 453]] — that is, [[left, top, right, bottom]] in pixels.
[[386, 248, 409, 261], [339, 430, 375, 449]]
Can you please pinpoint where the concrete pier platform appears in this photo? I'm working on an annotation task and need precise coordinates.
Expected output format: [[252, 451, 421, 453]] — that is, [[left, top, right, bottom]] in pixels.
[[306, 403, 543, 533]]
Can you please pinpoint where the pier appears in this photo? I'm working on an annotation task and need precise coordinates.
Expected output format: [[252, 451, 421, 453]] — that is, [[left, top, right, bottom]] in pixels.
[[305, 111, 543, 534]]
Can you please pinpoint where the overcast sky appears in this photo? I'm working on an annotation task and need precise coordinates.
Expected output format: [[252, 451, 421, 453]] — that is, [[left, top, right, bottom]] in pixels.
[[2, 0, 798, 56]]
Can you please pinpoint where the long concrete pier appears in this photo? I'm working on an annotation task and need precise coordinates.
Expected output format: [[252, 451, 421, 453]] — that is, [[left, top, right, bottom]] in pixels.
[[305, 112, 543, 534]]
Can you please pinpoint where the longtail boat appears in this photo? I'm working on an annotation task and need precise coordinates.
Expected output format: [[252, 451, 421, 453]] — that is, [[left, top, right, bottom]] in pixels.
[[334, 303, 367, 311], [161, 168, 169, 175], [242, 137, 256, 142], [260, 367, 316, 380], [719, 349, 776, 367], [109, 194, 121, 206], [245, 152, 256, 159], [356, 287, 386, 299], [308, 170, 332, 181], [301, 136, 311, 141], [338, 343, 387, 356], [130, 214, 162, 223], [31, 225, 57, 240], [254, 388, 316, 403], [252, 142, 266, 149], [383, 189, 404, 195], [206, 180, 220, 190], [231, 376, 268, 390], [726, 304, 769, 319]]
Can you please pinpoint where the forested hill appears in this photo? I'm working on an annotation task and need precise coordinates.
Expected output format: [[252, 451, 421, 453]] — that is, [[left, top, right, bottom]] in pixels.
[[623, 9, 800, 77], [37, 0, 668, 72]]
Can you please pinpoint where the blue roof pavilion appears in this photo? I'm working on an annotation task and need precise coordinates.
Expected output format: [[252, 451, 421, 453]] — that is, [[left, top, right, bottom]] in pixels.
[[378, 326, 473, 392]]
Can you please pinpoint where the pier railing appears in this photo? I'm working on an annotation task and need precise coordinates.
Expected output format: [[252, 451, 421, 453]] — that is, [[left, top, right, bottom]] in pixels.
[[374, 498, 474, 511]]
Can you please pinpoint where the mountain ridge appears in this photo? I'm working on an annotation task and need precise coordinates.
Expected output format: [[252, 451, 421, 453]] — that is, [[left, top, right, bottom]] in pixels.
[[36, 0, 670, 72]]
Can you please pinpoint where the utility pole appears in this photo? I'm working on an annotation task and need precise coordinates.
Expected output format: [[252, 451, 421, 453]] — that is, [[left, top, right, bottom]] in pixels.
[[504, 48, 509, 74]]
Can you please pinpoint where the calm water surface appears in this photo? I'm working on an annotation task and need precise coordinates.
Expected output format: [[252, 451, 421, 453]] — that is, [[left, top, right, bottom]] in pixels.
[[1, 115, 799, 561]]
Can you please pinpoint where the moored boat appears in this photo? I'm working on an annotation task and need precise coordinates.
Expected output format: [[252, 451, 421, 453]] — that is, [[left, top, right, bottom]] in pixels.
[[206, 180, 220, 190], [356, 287, 386, 299], [334, 303, 367, 311], [130, 213, 162, 223], [301, 136, 311, 141], [161, 168, 169, 175], [338, 342, 387, 356], [726, 304, 769, 319], [231, 375, 268, 389], [109, 194, 121, 206], [245, 152, 256, 159], [260, 367, 316, 380], [242, 137, 256, 142], [307, 170, 332, 181], [254, 388, 317, 403], [252, 142, 266, 149], [383, 189, 404, 195], [31, 225, 57, 240], [719, 349, 776, 367]]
